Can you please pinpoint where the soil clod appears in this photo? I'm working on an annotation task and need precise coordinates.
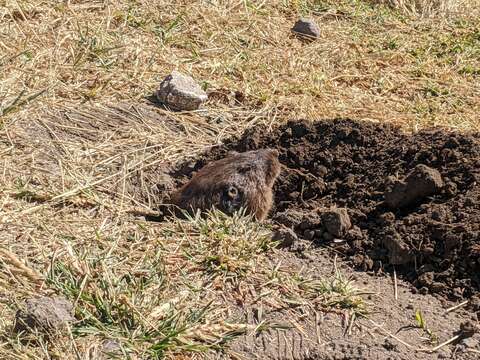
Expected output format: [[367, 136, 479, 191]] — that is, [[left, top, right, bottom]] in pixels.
[[320, 207, 351, 238], [380, 229, 413, 265], [271, 226, 298, 248], [385, 164, 444, 208]]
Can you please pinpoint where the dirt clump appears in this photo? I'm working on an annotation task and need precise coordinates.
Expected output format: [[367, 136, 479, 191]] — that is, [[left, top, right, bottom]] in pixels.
[[14, 296, 75, 335], [380, 227, 414, 265], [169, 149, 281, 220], [271, 226, 298, 248], [321, 207, 351, 238], [385, 164, 444, 208], [172, 119, 480, 299]]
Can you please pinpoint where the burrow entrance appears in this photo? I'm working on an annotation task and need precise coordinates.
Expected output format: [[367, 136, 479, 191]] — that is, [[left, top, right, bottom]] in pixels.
[[163, 119, 480, 300]]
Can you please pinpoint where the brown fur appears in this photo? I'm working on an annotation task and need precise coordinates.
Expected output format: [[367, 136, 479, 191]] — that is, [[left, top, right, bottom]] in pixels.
[[170, 149, 281, 220]]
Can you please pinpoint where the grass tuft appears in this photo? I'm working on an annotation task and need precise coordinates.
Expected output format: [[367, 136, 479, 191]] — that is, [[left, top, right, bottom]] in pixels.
[[299, 265, 371, 319], [181, 208, 275, 279]]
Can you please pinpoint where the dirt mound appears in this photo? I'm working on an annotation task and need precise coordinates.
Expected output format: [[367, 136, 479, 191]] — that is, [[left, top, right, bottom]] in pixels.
[[171, 119, 480, 299]]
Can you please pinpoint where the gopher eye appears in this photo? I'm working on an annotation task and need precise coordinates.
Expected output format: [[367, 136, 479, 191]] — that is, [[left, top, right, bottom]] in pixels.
[[238, 165, 253, 174], [226, 186, 238, 199]]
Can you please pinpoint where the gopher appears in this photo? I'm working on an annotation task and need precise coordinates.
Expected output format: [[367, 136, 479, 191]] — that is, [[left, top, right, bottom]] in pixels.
[[170, 149, 281, 220]]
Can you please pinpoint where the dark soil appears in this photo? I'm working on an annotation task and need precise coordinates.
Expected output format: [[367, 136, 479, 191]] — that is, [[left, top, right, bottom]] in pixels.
[[170, 119, 480, 300]]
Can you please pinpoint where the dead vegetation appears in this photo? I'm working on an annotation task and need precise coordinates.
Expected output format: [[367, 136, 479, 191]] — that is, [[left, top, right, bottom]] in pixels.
[[1, 0, 479, 130], [371, 0, 470, 16], [1, 0, 480, 359]]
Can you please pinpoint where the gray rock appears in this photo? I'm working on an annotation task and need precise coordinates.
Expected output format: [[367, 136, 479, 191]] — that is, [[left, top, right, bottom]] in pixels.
[[156, 71, 208, 111], [14, 296, 75, 334], [460, 335, 480, 349], [291, 18, 320, 40]]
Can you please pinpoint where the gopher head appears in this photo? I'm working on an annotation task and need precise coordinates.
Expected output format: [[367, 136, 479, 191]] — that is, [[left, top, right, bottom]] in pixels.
[[170, 149, 281, 220]]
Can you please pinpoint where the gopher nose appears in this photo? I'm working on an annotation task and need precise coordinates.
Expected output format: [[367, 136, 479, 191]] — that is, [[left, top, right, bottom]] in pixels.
[[226, 185, 238, 199], [222, 185, 242, 214]]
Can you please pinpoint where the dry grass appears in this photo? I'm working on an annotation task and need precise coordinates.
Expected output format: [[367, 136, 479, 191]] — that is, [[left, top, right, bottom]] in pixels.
[[1, 0, 479, 130], [372, 0, 468, 16], [0, 0, 479, 358]]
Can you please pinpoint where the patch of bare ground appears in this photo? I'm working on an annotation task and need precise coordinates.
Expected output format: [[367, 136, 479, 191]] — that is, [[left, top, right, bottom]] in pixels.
[[228, 248, 478, 360], [167, 115, 480, 358]]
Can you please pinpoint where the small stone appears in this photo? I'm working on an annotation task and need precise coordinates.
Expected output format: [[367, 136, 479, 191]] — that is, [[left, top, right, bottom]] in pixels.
[[460, 335, 480, 349], [271, 227, 298, 247], [14, 296, 75, 335], [156, 71, 208, 111], [291, 18, 320, 40], [321, 208, 351, 237]]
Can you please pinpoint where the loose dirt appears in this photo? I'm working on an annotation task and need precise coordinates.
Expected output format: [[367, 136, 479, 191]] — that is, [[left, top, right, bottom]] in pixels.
[[170, 119, 480, 301]]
